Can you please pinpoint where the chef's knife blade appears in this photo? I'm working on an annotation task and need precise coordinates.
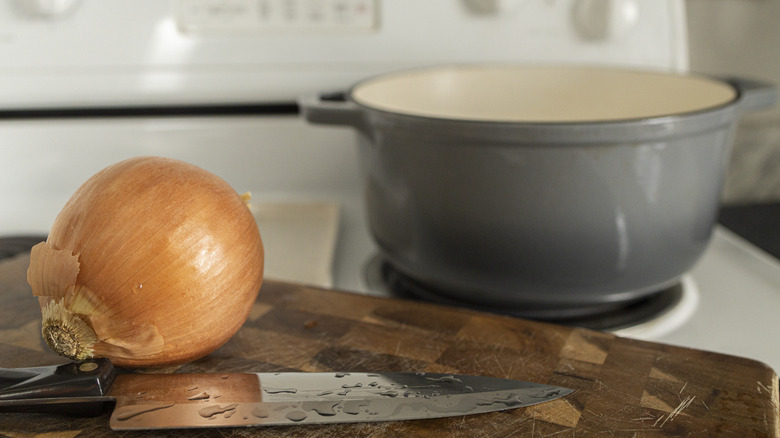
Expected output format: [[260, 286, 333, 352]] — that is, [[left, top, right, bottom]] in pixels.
[[0, 359, 573, 430]]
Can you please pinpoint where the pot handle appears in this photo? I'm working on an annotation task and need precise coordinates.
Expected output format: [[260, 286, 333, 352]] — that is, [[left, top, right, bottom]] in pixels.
[[298, 92, 367, 130], [726, 77, 778, 113]]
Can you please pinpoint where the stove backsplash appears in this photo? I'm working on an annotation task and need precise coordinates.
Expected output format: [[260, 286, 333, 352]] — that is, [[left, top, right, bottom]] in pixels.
[[687, 0, 780, 204], [725, 122, 780, 204]]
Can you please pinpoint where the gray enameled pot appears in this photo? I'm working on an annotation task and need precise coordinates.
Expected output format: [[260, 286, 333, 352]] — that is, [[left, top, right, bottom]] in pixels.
[[300, 65, 777, 315]]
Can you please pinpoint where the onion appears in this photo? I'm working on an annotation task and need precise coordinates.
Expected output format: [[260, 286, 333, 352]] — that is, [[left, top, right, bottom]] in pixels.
[[26, 157, 264, 368]]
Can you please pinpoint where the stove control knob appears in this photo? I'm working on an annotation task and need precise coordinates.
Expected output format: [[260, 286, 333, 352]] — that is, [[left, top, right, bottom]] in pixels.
[[573, 0, 639, 41], [462, 0, 523, 16], [15, 0, 82, 18]]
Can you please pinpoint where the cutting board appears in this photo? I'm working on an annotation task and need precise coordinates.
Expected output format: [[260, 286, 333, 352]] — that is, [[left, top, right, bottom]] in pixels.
[[1, 249, 778, 437]]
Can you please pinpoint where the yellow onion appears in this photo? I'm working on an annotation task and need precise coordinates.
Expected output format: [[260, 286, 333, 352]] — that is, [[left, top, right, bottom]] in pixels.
[[26, 156, 264, 368]]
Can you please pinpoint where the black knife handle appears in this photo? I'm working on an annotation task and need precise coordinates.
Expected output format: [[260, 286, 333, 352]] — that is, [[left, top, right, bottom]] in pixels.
[[0, 359, 116, 416]]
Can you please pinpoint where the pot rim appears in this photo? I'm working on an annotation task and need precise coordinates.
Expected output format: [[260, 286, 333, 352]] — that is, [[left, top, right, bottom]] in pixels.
[[350, 64, 739, 124], [352, 94, 739, 144], [344, 64, 762, 144]]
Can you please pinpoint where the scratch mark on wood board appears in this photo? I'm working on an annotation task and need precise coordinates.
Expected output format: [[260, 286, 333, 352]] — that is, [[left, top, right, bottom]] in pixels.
[[659, 395, 696, 428], [541, 428, 574, 437], [493, 356, 507, 378]]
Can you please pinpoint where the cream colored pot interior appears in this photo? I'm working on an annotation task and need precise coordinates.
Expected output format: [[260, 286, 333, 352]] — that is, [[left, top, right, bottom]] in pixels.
[[351, 65, 738, 123]]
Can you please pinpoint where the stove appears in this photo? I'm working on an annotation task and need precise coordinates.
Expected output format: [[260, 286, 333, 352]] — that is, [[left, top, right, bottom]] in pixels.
[[1, 1, 779, 374]]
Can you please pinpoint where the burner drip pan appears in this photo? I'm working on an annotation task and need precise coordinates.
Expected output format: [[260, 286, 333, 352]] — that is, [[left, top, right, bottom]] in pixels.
[[365, 256, 686, 332]]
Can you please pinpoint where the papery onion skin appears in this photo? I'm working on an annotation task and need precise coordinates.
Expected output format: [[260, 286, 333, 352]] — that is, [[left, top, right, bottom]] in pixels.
[[27, 156, 264, 368]]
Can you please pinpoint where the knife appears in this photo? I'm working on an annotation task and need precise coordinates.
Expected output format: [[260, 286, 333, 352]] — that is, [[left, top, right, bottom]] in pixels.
[[0, 359, 573, 430]]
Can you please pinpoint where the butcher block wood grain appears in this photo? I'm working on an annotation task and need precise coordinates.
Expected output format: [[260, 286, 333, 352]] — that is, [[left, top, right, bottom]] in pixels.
[[0, 251, 778, 437]]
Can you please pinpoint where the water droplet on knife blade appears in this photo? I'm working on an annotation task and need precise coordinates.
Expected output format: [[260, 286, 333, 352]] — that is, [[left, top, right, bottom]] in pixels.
[[115, 403, 174, 421], [306, 401, 341, 417], [285, 411, 308, 422], [198, 403, 239, 418], [475, 394, 524, 407], [532, 388, 563, 398], [251, 407, 270, 418], [342, 401, 366, 415], [425, 375, 463, 384], [264, 387, 297, 394]]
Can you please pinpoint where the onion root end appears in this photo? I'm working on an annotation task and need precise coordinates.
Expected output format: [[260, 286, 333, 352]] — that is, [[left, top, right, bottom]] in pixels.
[[41, 298, 98, 361]]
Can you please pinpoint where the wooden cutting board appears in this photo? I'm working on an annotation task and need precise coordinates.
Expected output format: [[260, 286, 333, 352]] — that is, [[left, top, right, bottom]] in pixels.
[[0, 250, 778, 437]]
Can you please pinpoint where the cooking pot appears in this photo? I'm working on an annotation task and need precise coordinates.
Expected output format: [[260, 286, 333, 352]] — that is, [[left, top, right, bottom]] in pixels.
[[300, 65, 777, 316]]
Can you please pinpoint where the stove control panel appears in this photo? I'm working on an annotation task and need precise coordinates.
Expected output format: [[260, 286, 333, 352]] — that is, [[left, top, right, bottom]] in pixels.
[[572, 0, 640, 41], [13, 0, 82, 18], [176, 0, 377, 34], [0, 0, 688, 108]]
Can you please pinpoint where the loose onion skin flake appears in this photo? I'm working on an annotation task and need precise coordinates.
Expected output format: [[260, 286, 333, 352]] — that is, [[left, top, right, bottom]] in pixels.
[[27, 157, 264, 368]]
